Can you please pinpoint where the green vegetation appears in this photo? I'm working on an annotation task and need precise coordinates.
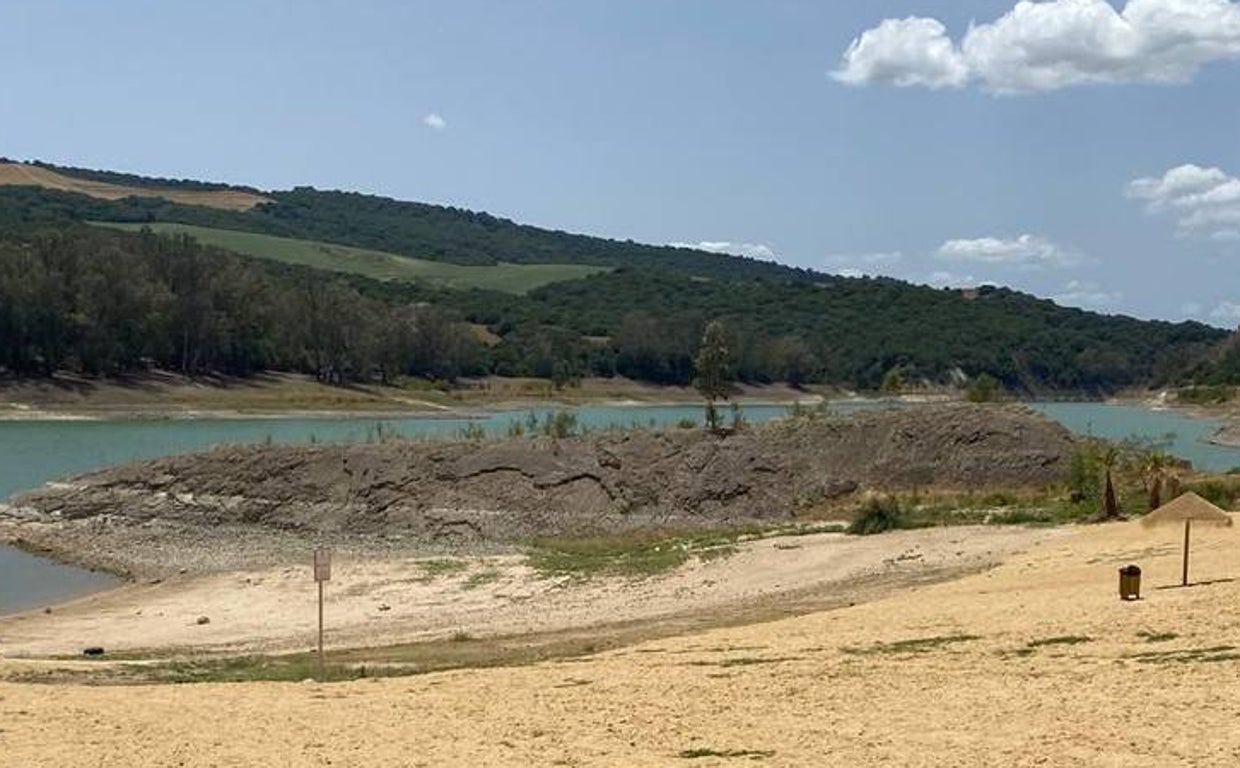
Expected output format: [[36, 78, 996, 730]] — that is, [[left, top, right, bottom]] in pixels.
[[0, 163, 1233, 392], [525, 524, 844, 580], [0, 226, 483, 381], [841, 633, 981, 656], [846, 496, 909, 535], [96, 222, 607, 294], [694, 319, 734, 430], [965, 372, 1002, 402], [415, 558, 469, 582], [678, 748, 776, 760], [1127, 646, 1240, 665], [1026, 635, 1092, 648], [1136, 630, 1179, 643], [462, 569, 502, 590], [1176, 385, 1235, 405]]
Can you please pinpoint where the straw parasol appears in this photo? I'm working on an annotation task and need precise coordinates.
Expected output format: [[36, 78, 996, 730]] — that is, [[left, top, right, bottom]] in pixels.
[[1141, 492, 1234, 586]]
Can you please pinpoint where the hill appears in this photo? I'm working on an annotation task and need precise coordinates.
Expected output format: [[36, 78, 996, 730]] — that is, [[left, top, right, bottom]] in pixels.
[[0, 160, 268, 211], [0, 158, 1232, 392], [96, 221, 608, 294]]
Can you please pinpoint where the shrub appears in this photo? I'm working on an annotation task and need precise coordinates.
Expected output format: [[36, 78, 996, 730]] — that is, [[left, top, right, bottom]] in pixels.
[[847, 496, 907, 535]]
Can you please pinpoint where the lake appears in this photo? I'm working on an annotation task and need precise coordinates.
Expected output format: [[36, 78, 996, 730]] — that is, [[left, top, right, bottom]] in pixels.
[[2, 400, 1237, 613]]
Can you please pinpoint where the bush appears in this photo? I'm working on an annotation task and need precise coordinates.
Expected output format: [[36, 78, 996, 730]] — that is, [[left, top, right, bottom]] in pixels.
[[965, 373, 1001, 403], [847, 496, 907, 535], [1183, 479, 1240, 508], [676, 418, 697, 429]]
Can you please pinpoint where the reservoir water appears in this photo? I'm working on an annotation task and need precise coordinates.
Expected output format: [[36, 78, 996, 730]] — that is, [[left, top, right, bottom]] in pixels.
[[1, 400, 1237, 613]]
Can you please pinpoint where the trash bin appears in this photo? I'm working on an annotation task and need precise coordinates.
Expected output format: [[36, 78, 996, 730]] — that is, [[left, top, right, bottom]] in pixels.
[[1119, 564, 1141, 601]]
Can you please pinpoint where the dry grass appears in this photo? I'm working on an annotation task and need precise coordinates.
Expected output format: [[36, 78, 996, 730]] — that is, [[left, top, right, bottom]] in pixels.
[[0, 162, 268, 210]]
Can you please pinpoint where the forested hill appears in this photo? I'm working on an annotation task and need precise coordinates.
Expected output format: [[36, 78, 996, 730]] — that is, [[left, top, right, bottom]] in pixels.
[[0, 160, 816, 282], [0, 158, 1235, 393]]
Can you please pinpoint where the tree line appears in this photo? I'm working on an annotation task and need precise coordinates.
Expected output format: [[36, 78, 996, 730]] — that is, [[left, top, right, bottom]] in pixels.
[[0, 226, 482, 381]]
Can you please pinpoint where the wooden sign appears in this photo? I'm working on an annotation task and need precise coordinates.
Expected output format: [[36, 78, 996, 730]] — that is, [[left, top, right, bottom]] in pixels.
[[313, 548, 332, 582]]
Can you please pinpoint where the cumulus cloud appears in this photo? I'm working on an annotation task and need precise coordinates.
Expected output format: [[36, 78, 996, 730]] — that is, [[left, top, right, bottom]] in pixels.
[[936, 234, 1080, 268], [1052, 279, 1123, 308], [831, 18, 969, 89], [670, 240, 778, 261], [832, 0, 1240, 93], [1127, 163, 1240, 240], [422, 113, 447, 130]]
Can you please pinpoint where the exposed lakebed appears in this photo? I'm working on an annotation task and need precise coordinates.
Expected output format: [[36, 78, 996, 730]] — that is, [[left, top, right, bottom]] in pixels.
[[1, 400, 1237, 614]]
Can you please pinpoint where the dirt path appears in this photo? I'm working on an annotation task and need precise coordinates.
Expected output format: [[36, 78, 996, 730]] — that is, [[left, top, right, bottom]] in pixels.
[[0, 526, 1054, 658]]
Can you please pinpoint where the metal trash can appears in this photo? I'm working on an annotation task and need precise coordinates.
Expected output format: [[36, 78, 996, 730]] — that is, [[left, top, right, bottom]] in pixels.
[[1119, 564, 1141, 601]]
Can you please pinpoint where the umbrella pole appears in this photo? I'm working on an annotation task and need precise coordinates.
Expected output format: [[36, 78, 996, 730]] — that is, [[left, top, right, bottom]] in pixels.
[[1182, 519, 1191, 587]]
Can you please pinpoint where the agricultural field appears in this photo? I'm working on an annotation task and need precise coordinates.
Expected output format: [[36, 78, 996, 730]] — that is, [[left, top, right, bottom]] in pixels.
[[95, 221, 609, 294], [0, 161, 268, 211]]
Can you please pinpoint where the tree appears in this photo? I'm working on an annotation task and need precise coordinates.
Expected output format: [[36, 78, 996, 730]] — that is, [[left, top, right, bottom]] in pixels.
[[965, 373, 1001, 403], [1101, 445, 1122, 519], [694, 320, 734, 431], [880, 366, 905, 394]]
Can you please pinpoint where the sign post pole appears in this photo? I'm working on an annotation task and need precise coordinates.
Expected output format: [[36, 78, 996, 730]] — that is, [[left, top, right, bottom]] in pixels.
[[313, 548, 332, 677]]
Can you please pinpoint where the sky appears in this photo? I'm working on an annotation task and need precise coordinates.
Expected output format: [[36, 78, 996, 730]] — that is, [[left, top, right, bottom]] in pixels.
[[1, 0, 1239, 327]]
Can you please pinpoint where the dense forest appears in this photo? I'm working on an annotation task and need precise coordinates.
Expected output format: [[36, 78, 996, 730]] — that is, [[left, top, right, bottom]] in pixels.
[[0, 159, 1236, 393], [0, 226, 481, 382]]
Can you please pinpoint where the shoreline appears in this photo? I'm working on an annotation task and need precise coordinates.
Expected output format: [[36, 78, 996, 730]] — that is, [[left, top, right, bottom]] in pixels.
[[0, 524, 1057, 659]]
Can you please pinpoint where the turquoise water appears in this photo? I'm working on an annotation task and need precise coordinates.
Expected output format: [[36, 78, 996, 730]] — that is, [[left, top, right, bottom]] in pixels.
[[1, 400, 1237, 613], [1031, 402, 1240, 474]]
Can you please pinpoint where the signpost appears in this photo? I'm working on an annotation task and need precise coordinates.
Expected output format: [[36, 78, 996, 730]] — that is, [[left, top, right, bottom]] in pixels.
[[313, 548, 331, 675]]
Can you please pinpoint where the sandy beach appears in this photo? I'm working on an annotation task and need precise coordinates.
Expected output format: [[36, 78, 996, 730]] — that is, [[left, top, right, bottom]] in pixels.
[[3, 517, 1240, 766]]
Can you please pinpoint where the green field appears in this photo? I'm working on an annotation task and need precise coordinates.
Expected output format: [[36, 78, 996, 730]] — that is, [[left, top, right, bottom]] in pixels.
[[95, 222, 608, 294]]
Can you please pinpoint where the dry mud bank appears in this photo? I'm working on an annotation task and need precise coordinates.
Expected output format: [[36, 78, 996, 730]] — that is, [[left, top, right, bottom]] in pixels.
[[3, 514, 1239, 766], [0, 404, 1073, 578]]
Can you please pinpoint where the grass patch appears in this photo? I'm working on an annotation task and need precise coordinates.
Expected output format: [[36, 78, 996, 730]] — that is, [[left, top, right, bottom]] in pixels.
[[94, 221, 608, 294], [1026, 635, 1093, 648], [678, 748, 775, 760], [686, 656, 803, 669], [525, 525, 843, 580], [415, 558, 468, 582], [462, 569, 502, 590], [842, 633, 981, 656], [1127, 646, 1240, 665], [1136, 630, 1179, 643]]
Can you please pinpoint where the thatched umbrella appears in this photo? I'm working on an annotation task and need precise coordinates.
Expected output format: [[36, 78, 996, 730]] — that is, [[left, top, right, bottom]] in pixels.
[[1141, 492, 1234, 586]]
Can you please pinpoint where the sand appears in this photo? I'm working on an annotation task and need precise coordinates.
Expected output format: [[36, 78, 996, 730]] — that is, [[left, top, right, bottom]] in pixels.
[[0, 526, 1047, 656], [4, 519, 1240, 766]]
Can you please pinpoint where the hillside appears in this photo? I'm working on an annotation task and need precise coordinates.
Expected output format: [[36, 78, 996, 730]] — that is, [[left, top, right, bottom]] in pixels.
[[0, 160, 268, 211], [97, 222, 608, 294], [0, 158, 1232, 392]]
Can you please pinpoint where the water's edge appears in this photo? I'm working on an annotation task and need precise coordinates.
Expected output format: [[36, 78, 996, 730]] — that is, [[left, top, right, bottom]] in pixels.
[[2, 400, 1236, 615]]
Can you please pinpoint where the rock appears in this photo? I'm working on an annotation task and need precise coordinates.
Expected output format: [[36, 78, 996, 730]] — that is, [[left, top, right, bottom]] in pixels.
[[82, 646, 105, 656], [377, 603, 391, 612], [195, 615, 210, 625]]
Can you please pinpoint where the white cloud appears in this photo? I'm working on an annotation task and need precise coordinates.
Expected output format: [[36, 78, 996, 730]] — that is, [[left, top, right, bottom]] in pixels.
[[925, 270, 980, 288], [832, 0, 1240, 94], [1181, 301, 1204, 315], [670, 240, 778, 261], [831, 17, 969, 89], [1127, 163, 1240, 240], [823, 251, 905, 276], [1052, 279, 1123, 308], [423, 113, 447, 131], [1211, 300, 1240, 320], [936, 234, 1080, 268]]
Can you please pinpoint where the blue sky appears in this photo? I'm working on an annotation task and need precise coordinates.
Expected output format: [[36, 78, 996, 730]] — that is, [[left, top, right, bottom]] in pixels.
[[2, 0, 1238, 326]]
